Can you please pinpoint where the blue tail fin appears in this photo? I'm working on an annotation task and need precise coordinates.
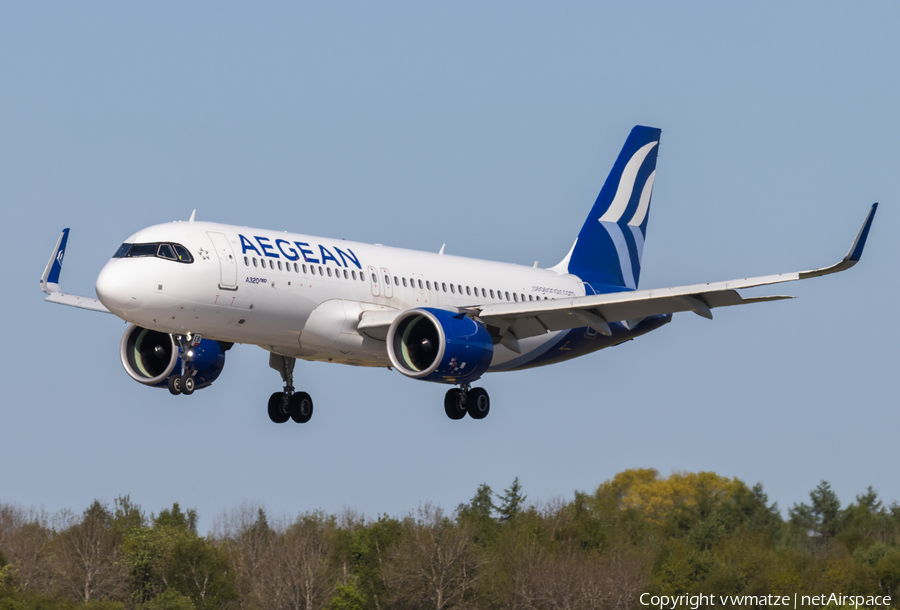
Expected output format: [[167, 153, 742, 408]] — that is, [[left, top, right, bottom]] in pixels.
[[556, 126, 661, 292]]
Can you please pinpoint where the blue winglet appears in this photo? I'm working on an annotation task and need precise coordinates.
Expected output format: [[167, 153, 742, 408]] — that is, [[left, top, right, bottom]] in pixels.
[[40, 228, 70, 294], [48, 228, 70, 285], [847, 202, 877, 263]]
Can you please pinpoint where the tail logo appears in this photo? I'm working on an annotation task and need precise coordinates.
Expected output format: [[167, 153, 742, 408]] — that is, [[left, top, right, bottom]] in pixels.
[[598, 142, 658, 224]]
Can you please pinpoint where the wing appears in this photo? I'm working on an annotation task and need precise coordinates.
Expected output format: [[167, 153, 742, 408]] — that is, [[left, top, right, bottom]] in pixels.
[[463, 203, 878, 350], [40, 229, 111, 314]]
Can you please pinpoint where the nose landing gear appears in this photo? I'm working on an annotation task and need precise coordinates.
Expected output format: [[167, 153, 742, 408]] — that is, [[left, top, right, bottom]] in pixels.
[[268, 354, 314, 424], [444, 384, 490, 420], [167, 334, 200, 396]]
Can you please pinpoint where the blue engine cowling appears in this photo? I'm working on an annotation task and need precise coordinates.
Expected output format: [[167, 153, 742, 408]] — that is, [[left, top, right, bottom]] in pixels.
[[386, 308, 493, 384], [119, 324, 226, 390]]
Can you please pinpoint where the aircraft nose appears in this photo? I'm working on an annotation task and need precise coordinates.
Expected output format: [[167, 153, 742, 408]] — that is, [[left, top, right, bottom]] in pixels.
[[96, 260, 143, 314]]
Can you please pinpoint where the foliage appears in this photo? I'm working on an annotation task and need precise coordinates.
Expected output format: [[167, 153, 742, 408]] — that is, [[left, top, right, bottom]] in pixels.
[[2, 471, 900, 609]]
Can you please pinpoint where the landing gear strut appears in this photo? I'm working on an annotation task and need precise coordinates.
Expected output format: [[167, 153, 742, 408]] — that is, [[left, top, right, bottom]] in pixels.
[[444, 384, 490, 420], [268, 354, 313, 424], [168, 333, 200, 396]]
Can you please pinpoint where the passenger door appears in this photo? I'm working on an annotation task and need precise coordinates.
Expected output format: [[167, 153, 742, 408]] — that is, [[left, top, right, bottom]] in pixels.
[[207, 232, 238, 290]]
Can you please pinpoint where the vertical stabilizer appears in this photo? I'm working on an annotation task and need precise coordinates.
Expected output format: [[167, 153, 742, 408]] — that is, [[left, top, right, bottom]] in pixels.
[[556, 126, 661, 292]]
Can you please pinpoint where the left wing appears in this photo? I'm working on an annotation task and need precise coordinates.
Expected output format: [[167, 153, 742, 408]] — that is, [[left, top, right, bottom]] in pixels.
[[40, 229, 111, 313], [463, 203, 878, 349]]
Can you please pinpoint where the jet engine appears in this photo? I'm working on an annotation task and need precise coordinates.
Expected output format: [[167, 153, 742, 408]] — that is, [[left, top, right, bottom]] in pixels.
[[119, 324, 226, 390], [386, 308, 493, 384]]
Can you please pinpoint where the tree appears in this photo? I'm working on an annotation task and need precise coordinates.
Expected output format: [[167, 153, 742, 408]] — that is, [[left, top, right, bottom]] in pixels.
[[384, 504, 481, 610], [53, 500, 126, 603], [214, 504, 275, 610], [790, 481, 842, 540], [497, 478, 527, 523]]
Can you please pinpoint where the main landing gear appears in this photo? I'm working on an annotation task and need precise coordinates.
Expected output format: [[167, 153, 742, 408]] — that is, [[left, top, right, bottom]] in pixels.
[[268, 354, 313, 424], [167, 334, 200, 396], [444, 384, 490, 420]]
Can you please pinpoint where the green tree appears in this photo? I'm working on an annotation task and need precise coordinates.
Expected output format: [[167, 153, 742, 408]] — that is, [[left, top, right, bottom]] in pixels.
[[790, 481, 842, 540], [326, 581, 367, 610], [497, 478, 527, 523]]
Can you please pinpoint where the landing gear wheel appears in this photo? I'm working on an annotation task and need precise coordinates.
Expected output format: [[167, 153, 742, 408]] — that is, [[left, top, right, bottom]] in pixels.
[[467, 387, 490, 420], [181, 374, 195, 395], [167, 376, 182, 395], [267, 392, 290, 424], [444, 388, 466, 420], [289, 392, 314, 424]]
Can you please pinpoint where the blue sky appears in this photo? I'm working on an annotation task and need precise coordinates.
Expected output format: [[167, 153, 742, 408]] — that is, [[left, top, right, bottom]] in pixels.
[[2, 3, 897, 531]]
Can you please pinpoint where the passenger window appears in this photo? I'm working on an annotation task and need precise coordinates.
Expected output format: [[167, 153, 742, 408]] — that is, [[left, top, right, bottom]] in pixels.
[[450, 284, 455, 294], [253, 258, 258, 268], [343, 270, 348, 279], [311, 266, 316, 275], [528, 295, 533, 301], [490, 289, 495, 298], [360, 274, 365, 282], [372, 273, 377, 283], [319, 266, 324, 275], [269, 260, 274, 269], [302, 264, 308, 274], [351, 270, 357, 280], [294, 263, 299, 273], [157, 245, 177, 260], [466, 286, 471, 295], [458, 285, 462, 294], [277, 261, 283, 271], [426, 281, 431, 290], [384, 274, 389, 284], [442, 283, 447, 292], [505, 291, 510, 300], [402, 278, 407, 287], [244, 256, 249, 266], [513, 293, 518, 302], [418, 280, 423, 289], [327, 268, 332, 277], [521, 294, 525, 302], [394, 276, 399, 286], [482, 288, 487, 297]]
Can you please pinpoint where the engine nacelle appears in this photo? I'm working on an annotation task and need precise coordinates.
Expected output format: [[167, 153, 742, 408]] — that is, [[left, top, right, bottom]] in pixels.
[[386, 308, 493, 384], [119, 324, 226, 390]]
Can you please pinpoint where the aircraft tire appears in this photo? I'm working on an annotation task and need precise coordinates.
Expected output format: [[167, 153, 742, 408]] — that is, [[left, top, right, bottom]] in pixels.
[[268, 392, 290, 424], [444, 389, 466, 420], [467, 388, 490, 420], [167, 375, 182, 395], [181, 375, 195, 395], [289, 392, 314, 424]]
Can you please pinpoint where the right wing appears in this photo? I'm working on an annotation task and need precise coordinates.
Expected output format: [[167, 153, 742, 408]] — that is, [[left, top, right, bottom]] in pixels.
[[463, 203, 878, 350], [40, 229, 111, 314]]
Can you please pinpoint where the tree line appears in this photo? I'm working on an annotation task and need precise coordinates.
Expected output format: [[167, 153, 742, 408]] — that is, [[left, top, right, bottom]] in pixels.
[[1, 470, 898, 610]]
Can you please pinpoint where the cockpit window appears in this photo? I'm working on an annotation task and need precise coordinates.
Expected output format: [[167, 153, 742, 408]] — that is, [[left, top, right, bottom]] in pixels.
[[173, 245, 192, 262], [129, 244, 159, 257], [157, 244, 177, 260], [114, 242, 194, 264]]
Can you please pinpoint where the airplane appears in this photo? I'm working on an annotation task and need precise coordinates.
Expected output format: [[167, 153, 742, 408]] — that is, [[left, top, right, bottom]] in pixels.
[[39, 126, 878, 425]]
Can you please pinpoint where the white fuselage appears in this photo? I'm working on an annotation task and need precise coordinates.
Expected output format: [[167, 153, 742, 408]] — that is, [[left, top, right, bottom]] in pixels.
[[95, 221, 590, 371]]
